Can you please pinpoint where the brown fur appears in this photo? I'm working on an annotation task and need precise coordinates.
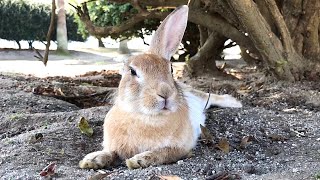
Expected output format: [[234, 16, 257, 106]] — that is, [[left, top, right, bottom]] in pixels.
[[103, 102, 193, 159]]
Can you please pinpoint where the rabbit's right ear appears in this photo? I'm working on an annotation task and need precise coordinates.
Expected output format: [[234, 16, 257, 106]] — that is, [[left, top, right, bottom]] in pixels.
[[148, 5, 189, 60]]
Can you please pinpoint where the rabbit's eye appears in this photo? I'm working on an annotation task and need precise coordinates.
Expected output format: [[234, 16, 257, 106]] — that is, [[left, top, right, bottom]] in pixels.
[[129, 67, 137, 76]]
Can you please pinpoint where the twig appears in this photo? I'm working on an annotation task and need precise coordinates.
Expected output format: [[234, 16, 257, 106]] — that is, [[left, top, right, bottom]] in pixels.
[[33, 47, 44, 60]]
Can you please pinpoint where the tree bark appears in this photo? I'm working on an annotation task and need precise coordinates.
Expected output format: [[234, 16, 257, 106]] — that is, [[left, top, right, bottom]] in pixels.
[[118, 39, 130, 54], [227, 0, 305, 81]]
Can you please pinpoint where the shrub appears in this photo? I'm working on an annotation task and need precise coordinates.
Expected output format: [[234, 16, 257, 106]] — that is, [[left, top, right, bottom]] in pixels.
[[0, 0, 84, 49]]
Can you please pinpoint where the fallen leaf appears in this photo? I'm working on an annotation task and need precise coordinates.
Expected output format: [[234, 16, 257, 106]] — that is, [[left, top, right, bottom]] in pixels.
[[60, 148, 65, 155], [39, 162, 56, 177], [29, 133, 44, 144], [239, 136, 253, 149], [217, 138, 230, 153], [78, 117, 93, 137], [88, 170, 111, 180], [200, 124, 214, 144], [158, 175, 182, 180], [54, 87, 65, 96]]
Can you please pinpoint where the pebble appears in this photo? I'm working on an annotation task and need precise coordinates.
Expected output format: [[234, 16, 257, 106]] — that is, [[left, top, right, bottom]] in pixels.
[[177, 160, 184, 165], [292, 168, 298, 173], [234, 117, 239, 122]]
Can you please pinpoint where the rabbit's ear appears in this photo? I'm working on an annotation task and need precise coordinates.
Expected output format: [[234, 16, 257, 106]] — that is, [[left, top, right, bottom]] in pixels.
[[148, 5, 188, 60]]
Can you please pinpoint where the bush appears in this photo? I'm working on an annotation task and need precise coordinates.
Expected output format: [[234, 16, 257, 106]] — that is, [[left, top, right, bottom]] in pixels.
[[0, 0, 84, 49]]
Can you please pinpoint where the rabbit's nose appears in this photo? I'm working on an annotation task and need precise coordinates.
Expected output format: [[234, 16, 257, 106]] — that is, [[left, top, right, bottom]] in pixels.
[[157, 83, 173, 99]]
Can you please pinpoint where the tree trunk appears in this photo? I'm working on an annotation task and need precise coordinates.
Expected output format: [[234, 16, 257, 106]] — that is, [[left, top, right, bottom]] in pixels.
[[284, 0, 320, 61], [98, 37, 105, 47], [118, 39, 130, 54], [227, 0, 307, 81], [56, 0, 68, 54], [28, 41, 33, 50], [15, 41, 21, 50], [185, 30, 227, 77]]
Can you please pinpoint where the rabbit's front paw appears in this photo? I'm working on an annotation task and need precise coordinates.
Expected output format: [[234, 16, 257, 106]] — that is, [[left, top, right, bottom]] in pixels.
[[126, 151, 153, 169], [79, 151, 114, 169]]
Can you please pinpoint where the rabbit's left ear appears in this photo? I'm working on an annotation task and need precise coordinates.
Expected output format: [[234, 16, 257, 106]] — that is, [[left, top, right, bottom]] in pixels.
[[148, 5, 189, 60]]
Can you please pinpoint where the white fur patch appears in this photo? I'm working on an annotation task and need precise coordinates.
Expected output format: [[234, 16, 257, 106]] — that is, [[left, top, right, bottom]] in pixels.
[[184, 91, 206, 147]]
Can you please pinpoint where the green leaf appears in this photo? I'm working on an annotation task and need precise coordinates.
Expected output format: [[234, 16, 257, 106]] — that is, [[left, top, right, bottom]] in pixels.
[[78, 117, 93, 137]]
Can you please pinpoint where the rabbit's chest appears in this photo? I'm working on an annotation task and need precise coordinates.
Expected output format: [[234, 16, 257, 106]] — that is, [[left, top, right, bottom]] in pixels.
[[103, 105, 193, 159], [105, 119, 175, 158]]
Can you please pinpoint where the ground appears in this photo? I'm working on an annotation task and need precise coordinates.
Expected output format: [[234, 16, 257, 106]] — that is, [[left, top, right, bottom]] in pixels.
[[0, 49, 319, 180]]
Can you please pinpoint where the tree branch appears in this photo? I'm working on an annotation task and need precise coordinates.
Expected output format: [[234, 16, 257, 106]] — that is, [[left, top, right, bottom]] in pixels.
[[132, 0, 148, 15], [188, 9, 257, 55], [71, 2, 170, 37], [264, 0, 294, 54]]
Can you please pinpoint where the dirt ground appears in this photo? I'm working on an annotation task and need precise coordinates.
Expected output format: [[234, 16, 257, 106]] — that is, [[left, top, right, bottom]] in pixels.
[[0, 49, 320, 180]]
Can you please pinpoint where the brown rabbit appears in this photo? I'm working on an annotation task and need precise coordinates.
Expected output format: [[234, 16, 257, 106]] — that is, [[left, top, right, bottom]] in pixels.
[[79, 5, 242, 170]]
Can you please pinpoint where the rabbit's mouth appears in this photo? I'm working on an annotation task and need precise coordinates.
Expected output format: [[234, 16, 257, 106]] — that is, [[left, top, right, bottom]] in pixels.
[[158, 98, 177, 112]]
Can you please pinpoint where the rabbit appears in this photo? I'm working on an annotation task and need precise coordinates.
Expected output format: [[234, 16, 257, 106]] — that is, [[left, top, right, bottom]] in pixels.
[[79, 5, 242, 170]]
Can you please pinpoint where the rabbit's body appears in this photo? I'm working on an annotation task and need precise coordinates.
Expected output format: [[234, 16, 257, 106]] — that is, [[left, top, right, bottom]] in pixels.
[[79, 5, 242, 170], [103, 100, 193, 159]]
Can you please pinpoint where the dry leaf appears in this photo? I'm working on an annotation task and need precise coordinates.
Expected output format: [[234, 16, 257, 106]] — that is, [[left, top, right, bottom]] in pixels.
[[239, 136, 253, 149], [39, 162, 56, 177], [268, 134, 287, 141], [78, 117, 93, 137], [54, 87, 65, 96], [29, 133, 44, 144], [200, 124, 214, 144], [158, 175, 182, 180], [217, 138, 230, 153]]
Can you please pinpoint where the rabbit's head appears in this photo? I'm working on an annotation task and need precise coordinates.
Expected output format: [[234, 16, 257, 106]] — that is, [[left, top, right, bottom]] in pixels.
[[116, 6, 189, 115]]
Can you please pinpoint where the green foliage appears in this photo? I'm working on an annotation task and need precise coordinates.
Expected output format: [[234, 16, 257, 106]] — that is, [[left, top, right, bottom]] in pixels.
[[0, 0, 84, 49], [73, 1, 159, 40]]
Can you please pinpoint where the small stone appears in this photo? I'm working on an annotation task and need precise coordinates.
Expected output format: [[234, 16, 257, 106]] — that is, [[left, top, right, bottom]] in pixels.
[[292, 168, 298, 173], [177, 160, 183, 165], [234, 117, 239, 122]]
